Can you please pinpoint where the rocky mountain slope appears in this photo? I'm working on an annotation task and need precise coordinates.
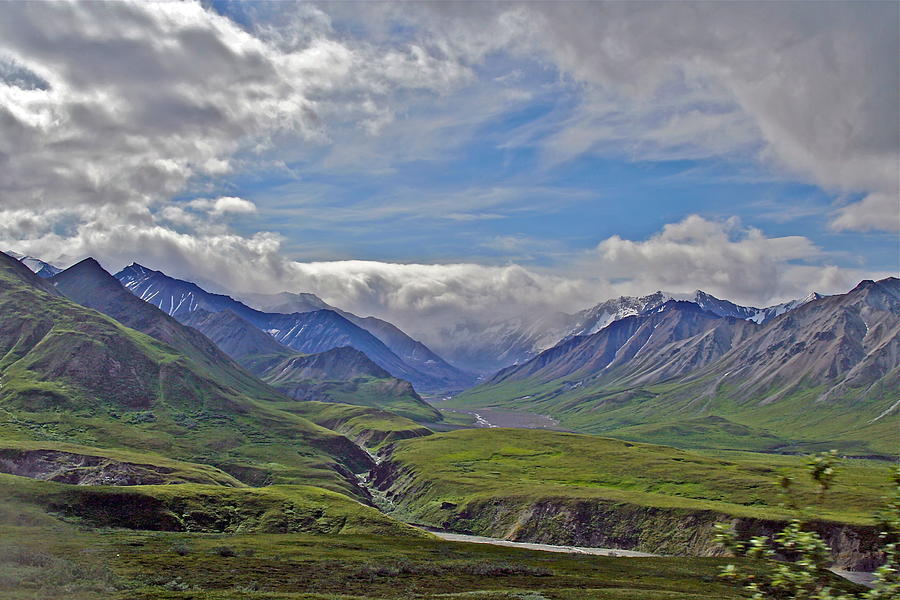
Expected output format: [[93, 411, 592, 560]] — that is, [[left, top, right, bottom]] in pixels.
[[489, 301, 758, 387], [429, 289, 822, 374], [5, 250, 63, 278], [52, 260, 441, 423], [240, 292, 471, 387], [0, 251, 372, 496], [450, 279, 899, 455], [49, 258, 279, 396], [115, 264, 472, 392], [177, 306, 441, 422]]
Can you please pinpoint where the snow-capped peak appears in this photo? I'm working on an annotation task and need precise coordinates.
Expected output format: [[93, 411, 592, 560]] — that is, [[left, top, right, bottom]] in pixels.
[[5, 251, 62, 278]]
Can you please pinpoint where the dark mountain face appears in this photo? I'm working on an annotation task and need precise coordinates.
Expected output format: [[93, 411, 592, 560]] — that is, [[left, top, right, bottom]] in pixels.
[[49, 259, 273, 396], [178, 307, 441, 422], [241, 292, 475, 390], [117, 263, 263, 322], [114, 264, 463, 392], [491, 301, 756, 388], [0, 251, 374, 492], [178, 308, 292, 366], [687, 277, 900, 405], [262, 346, 442, 423], [266, 346, 391, 381]]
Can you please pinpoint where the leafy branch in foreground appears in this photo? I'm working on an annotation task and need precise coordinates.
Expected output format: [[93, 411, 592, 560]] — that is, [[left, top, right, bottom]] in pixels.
[[714, 451, 899, 600]]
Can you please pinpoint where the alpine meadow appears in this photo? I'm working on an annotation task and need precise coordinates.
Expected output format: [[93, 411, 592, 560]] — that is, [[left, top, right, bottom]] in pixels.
[[0, 2, 897, 599]]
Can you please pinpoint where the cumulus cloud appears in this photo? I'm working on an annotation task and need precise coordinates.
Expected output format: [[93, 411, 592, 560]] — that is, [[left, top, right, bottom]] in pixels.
[[587, 215, 870, 307], [189, 197, 258, 217], [831, 193, 900, 233], [0, 0, 469, 216], [382, 1, 899, 231], [0, 1, 893, 351]]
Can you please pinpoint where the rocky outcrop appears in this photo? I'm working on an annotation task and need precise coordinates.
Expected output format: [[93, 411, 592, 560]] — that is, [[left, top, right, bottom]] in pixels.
[[370, 457, 884, 571], [0, 449, 240, 487]]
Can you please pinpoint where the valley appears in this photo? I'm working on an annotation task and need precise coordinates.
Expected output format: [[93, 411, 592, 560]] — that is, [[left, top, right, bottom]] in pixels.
[[1, 5, 895, 599], [367, 428, 892, 569], [0, 249, 896, 599]]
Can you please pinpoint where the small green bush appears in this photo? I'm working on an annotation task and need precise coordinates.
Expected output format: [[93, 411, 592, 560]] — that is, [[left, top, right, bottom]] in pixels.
[[461, 561, 552, 577], [172, 542, 191, 556], [212, 545, 237, 557], [716, 453, 899, 599], [163, 578, 190, 591]]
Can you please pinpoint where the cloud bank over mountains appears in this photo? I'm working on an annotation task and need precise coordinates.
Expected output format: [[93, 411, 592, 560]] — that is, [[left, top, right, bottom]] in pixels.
[[0, 1, 895, 340]]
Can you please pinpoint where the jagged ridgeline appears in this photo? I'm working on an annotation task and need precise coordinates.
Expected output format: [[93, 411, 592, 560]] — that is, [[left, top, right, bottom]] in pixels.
[[113, 263, 475, 393], [48, 257, 442, 423], [176, 309, 442, 423], [450, 279, 900, 456], [0, 252, 375, 496]]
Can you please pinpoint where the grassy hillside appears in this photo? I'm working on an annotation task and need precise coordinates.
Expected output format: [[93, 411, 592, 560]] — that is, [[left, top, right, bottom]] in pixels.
[[601, 415, 791, 452], [375, 428, 891, 524], [274, 400, 432, 450], [0, 472, 421, 537], [0, 477, 785, 600], [371, 428, 892, 565], [0, 439, 243, 486], [268, 374, 443, 423], [0, 252, 372, 496], [449, 374, 900, 456]]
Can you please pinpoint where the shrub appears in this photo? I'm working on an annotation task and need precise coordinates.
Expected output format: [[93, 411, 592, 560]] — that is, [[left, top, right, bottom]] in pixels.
[[233, 581, 261, 592], [163, 578, 190, 591], [212, 545, 237, 557], [171, 542, 191, 556], [460, 561, 552, 577], [715, 453, 899, 600]]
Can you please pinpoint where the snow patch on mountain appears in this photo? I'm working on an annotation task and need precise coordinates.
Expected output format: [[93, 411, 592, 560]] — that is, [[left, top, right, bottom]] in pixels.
[[5, 250, 62, 278]]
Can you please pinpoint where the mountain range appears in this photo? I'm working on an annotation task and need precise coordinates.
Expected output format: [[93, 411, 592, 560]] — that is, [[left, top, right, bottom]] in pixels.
[[426, 289, 826, 374], [114, 263, 474, 393], [449, 277, 899, 455], [43, 258, 441, 424], [4, 250, 896, 456], [0, 251, 377, 497], [5, 250, 62, 278]]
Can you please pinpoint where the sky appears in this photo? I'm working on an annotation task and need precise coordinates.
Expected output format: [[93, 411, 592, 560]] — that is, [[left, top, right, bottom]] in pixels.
[[0, 1, 897, 344]]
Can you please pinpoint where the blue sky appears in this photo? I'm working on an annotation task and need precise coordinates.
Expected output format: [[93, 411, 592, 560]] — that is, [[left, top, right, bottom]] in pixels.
[[0, 1, 896, 339], [195, 1, 898, 275], [205, 52, 895, 272]]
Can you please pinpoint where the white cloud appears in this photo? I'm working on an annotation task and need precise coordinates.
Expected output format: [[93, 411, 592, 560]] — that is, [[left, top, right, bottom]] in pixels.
[[0, 0, 470, 215], [586, 215, 869, 307], [382, 1, 899, 231], [831, 193, 900, 233], [189, 196, 258, 216], [0, 0, 892, 353]]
